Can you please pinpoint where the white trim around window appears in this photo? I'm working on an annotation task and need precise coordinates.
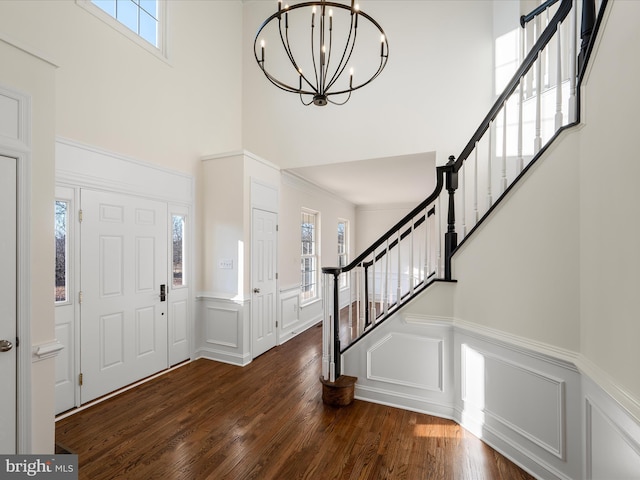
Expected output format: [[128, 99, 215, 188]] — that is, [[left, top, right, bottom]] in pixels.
[[76, 0, 169, 63]]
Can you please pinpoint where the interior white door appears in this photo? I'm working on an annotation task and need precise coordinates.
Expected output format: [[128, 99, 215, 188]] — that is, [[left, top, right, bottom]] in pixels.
[[0, 155, 17, 453], [251, 209, 277, 358], [80, 190, 168, 403]]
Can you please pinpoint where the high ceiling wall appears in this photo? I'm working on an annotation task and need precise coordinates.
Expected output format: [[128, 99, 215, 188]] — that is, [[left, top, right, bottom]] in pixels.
[[242, 0, 496, 169]]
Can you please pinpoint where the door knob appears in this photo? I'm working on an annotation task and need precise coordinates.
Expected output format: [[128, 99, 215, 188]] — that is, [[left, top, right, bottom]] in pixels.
[[0, 340, 13, 352], [253, 288, 261, 294]]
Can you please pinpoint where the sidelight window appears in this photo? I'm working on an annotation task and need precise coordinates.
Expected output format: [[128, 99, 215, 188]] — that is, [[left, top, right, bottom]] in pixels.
[[172, 214, 186, 287], [55, 200, 69, 303], [301, 209, 319, 303]]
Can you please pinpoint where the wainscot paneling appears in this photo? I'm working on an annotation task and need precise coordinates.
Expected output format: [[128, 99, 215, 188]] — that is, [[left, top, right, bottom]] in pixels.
[[583, 375, 640, 480], [195, 295, 250, 366], [461, 343, 565, 459], [278, 285, 321, 345], [367, 333, 443, 392], [343, 311, 585, 480], [342, 313, 456, 420], [454, 330, 582, 480]]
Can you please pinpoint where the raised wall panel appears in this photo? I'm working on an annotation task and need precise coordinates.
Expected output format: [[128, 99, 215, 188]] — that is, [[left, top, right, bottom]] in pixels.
[[367, 333, 444, 391], [280, 288, 299, 330], [205, 306, 239, 348], [136, 306, 156, 357], [100, 312, 124, 369], [586, 397, 640, 480], [461, 344, 565, 459], [100, 236, 123, 297]]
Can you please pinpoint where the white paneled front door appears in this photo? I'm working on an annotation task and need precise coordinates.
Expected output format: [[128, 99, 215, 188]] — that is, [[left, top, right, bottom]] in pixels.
[[80, 190, 168, 403], [0, 156, 17, 453], [251, 209, 278, 358]]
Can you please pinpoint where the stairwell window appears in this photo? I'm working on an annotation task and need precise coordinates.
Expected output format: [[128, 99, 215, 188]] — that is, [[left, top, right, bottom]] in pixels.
[[337, 219, 348, 289], [78, 0, 166, 58], [301, 210, 319, 303]]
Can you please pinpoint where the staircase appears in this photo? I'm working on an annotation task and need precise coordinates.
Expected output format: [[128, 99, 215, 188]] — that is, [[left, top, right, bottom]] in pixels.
[[320, 0, 606, 383]]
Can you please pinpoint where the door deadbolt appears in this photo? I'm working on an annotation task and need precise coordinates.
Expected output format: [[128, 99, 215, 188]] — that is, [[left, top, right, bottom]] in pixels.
[[159, 284, 166, 302], [0, 340, 13, 352]]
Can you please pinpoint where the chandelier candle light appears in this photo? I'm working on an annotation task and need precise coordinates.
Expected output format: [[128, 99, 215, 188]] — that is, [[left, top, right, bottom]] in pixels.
[[254, 1, 389, 106]]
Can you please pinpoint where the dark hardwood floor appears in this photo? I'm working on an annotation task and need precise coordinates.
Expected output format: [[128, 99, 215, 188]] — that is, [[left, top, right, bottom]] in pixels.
[[56, 324, 535, 480]]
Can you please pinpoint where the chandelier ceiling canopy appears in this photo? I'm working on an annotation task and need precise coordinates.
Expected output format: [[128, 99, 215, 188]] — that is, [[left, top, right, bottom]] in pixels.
[[253, 1, 389, 106]]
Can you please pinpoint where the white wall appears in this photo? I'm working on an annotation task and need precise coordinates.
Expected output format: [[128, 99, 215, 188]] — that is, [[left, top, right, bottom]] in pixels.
[[0, 1, 243, 176], [579, 0, 640, 410], [355, 203, 415, 253], [279, 173, 357, 328], [0, 40, 56, 453], [343, 3, 640, 478], [243, 1, 495, 169], [452, 128, 581, 351]]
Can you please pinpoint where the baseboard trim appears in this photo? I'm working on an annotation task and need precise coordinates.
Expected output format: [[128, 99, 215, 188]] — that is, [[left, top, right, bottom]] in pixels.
[[195, 348, 252, 367]]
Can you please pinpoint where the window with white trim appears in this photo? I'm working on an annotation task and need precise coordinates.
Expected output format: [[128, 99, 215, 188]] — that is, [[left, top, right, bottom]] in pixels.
[[337, 219, 348, 289], [301, 210, 319, 303], [172, 214, 186, 287], [92, 0, 160, 46], [55, 200, 69, 303]]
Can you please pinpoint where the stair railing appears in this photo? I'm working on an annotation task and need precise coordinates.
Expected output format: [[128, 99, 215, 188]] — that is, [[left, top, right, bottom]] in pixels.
[[321, 0, 604, 383]]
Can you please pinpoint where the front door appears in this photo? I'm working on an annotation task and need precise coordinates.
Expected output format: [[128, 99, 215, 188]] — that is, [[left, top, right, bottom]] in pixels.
[[0, 155, 17, 452], [251, 209, 277, 358], [80, 190, 168, 403]]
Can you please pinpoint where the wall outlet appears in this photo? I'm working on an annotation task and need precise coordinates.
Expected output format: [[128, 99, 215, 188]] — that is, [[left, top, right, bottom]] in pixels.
[[218, 259, 233, 269]]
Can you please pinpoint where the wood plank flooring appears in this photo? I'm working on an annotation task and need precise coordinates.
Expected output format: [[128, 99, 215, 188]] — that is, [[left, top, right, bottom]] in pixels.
[[56, 324, 535, 480]]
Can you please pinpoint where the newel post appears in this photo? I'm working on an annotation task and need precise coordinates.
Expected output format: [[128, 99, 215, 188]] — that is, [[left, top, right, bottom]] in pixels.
[[321, 266, 341, 380], [444, 156, 458, 280]]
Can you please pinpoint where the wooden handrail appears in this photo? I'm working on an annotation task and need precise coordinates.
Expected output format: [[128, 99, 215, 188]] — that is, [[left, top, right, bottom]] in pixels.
[[452, 0, 572, 173]]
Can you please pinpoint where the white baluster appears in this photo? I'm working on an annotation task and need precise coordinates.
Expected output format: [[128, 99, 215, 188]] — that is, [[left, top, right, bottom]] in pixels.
[[569, 0, 577, 122], [396, 231, 402, 303], [461, 163, 467, 237], [409, 221, 415, 295], [424, 206, 430, 279], [473, 143, 479, 224], [501, 101, 508, 193], [371, 251, 376, 322], [555, 21, 563, 131], [384, 239, 389, 314], [534, 16, 543, 153], [487, 121, 493, 209], [518, 27, 525, 174], [534, 51, 543, 153]]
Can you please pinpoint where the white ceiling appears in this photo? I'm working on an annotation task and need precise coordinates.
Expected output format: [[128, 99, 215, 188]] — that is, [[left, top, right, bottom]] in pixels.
[[285, 152, 437, 206]]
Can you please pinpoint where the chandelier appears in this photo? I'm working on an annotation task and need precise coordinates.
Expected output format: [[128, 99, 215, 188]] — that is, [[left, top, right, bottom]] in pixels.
[[253, 1, 389, 106]]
